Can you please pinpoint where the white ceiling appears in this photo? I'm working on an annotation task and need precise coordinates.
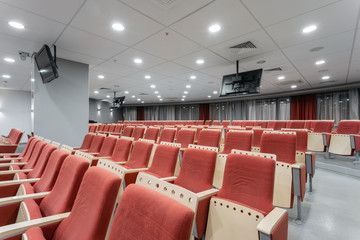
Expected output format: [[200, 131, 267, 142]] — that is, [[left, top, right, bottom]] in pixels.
[[0, 0, 359, 105]]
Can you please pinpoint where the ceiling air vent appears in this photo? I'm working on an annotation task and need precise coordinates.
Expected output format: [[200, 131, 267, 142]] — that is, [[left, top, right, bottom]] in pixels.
[[139, 93, 149, 96], [99, 87, 111, 91], [264, 67, 283, 72], [230, 41, 256, 49], [276, 79, 303, 86], [166, 97, 179, 100]]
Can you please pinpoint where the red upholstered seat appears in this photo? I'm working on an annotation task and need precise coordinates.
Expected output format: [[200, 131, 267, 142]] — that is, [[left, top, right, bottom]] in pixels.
[[212, 120, 220, 125], [216, 153, 276, 216], [222, 131, 252, 154], [176, 129, 195, 148], [0, 137, 35, 160], [124, 141, 153, 169], [313, 121, 334, 133], [267, 121, 288, 130], [122, 126, 134, 137], [103, 125, 110, 132], [143, 127, 159, 141], [108, 184, 194, 240], [286, 121, 306, 129], [108, 124, 116, 133], [132, 127, 146, 141], [78, 134, 94, 150], [24, 166, 121, 240], [26, 144, 57, 179], [108, 138, 132, 163], [19, 141, 47, 170], [242, 121, 255, 127], [146, 144, 180, 178], [86, 135, 105, 153], [12, 138, 40, 163], [335, 120, 360, 134], [221, 120, 231, 128], [95, 136, 117, 157], [255, 121, 268, 128], [197, 130, 221, 148], [158, 128, 176, 143], [260, 132, 296, 164], [114, 124, 123, 134], [204, 120, 211, 125]]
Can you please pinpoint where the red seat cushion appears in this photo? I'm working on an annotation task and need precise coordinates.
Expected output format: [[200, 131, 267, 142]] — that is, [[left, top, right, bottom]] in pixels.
[[124, 141, 153, 169], [22, 142, 47, 170], [108, 184, 194, 240], [132, 127, 145, 141], [146, 144, 179, 178], [223, 131, 252, 154], [20, 139, 41, 163], [122, 126, 134, 137], [87, 135, 105, 153], [79, 134, 94, 150], [197, 130, 221, 148], [109, 138, 132, 163], [97, 137, 117, 157], [158, 128, 176, 143], [176, 130, 195, 148]]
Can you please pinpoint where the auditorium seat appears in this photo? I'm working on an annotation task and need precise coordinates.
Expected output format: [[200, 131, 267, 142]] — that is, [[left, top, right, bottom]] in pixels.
[[132, 126, 146, 141], [87, 136, 117, 165], [251, 128, 273, 152], [231, 120, 243, 126], [0, 137, 36, 163], [0, 129, 24, 154], [260, 131, 306, 221], [79, 134, 105, 155], [255, 121, 268, 128], [286, 120, 306, 129], [157, 127, 176, 143], [267, 121, 288, 130], [176, 129, 196, 149], [122, 126, 135, 137], [197, 129, 222, 148], [220, 130, 252, 154], [107, 138, 133, 164], [243, 120, 255, 127], [205, 152, 288, 240], [221, 120, 231, 128], [212, 120, 220, 125], [204, 120, 211, 125], [307, 120, 334, 152]]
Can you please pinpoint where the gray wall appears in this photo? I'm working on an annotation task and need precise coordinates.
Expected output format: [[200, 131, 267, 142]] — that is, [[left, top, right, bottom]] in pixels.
[[0, 89, 31, 143], [89, 98, 123, 123], [34, 58, 89, 147]]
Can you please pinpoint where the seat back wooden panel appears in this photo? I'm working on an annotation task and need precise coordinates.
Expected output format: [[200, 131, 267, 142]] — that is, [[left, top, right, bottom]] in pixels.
[[307, 133, 325, 152], [329, 134, 352, 155], [273, 163, 292, 208]]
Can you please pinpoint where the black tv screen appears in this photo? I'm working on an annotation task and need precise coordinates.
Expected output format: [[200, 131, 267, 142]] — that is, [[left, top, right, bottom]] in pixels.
[[34, 44, 59, 84], [220, 69, 262, 96]]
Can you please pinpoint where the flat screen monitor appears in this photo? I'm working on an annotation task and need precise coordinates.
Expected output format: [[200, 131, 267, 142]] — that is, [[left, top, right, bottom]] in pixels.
[[34, 44, 59, 84], [220, 69, 262, 96]]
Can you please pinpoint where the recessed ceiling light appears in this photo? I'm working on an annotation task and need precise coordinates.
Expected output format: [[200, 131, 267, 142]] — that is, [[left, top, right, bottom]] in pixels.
[[302, 25, 317, 33], [208, 24, 221, 33], [145, 75, 151, 79], [196, 59, 204, 64], [184, 91, 188, 94], [132, 95, 135, 98], [31, 78, 35, 82], [112, 23, 125, 31], [106, 95, 110, 98], [159, 99, 163, 101], [94, 90, 99, 94], [134, 58, 142, 64], [278, 76, 285, 80], [141, 101, 144, 104], [291, 85, 297, 89], [124, 91, 129, 94], [154, 91, 159, 94], [186, 85, 191, 88], [98, 75, 105, 79], [157, 95, 161, 98], [137, 98, 141, 101], [181, 99, 185, 101], [8, 21, 24, 29], [316, 60, 325, 65], [213, 91, 218, 94], [2, 75, 10, 79], [208, 95, 211, 98], [182, 96, 186, 98], [4, 58, 15, 63], [190, 75, 196, 80], [322, 76, 330, 80], [150, 84, 156, 88]]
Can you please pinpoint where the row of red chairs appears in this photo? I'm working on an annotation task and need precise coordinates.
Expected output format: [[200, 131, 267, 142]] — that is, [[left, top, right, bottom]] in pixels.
[[0, 128, 24, 153]]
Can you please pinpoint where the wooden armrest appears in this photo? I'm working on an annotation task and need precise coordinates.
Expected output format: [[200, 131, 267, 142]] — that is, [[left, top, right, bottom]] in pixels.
[[0, 162, 26, 167], [0, 169, 32, 175], [91, 156, 111, 160], [257, 207, 287, 235], [124, 168, 148, 173], [86, 152, 99, 155], [0, 192, 50, 206], [0, 212, 69, 239], [0, 157, 22, 161], [196, 188, 219, 200], [0, 178, 40, 187], [0, 153, 20, 157], [180, 148, 187, 151], [114, 161, 127, 165], [72, 147, 80, 150], [291, 163, 304, 169], [161, 176, 177, 182]]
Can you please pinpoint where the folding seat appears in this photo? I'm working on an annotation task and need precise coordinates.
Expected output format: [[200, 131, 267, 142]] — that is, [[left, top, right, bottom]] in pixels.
[[220, 130, 252, 154], [176, 129, 196, 149], [212, 120, 220, 125], [205, 152, 288, 240], [107, 124, 116, 134], [113, 124, 122, 133], [104, 138, 132, 164], [304, 120, 313, 130], [86, 136, 117, 165], [0, 137, 36, 162], [158, 127, 177, 143], [328, 120, 360, 161], [307, 120, 334, 152], [221, 120, 231, 128], [0, 129, 24, 154], [143, 127, 160, 142], [2, 160, 122, 240], [204, 120, 211, 125], [97, 124, 105, 132], [260, 131, 306, 221], [107, 184, 194, 240], [73, 133, 94, 152], [286, 120, 306, 129], [102, 124, 110, 133], [132, 126, 146, 141], [196, 120, 204, 125], [243, 120, 255, 127], [231, 120, 243, 126], [255, 121, 268, 128], [122, 126, 135, 137], [79, 134, 105, 154], [251, 128, 273, 152], [197, 129, 222, 148], [267, 121, 287, 130]]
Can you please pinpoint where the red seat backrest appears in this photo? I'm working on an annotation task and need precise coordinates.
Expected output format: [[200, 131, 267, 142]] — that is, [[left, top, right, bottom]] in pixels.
[[33, 149, 69, 193], [52, 167, 121, 240], [197, 130, 221, 148], [108, 184, 194, 240], [158, 128, 176, 143], [260, 132, 296, 164], [144, 128, 159, 141], [114, 124, 122, 133], [204, 120, 211, 125], [122, 126, 134, 137], [255, 121, 268, 128], [133, 127, 146, 141], [282, 129, 308, 152], [174, 148, 217, 193], [109, 139, 132, 163], [268, 121, 288, 130], [97, 136, 117, 157], [79, 134, 94, 150], [103, 125, 110, 132], [313, 121, 334, 133], [23, 141, 47, 169], [286, 121, 305, 129], [146, 144, 180, 178], [27, 144, 57, 179], [176, 129, 196, 148], [212, 120, 220, 125], [336, 120, 360, 134], [39, 155, 89, 217], [124, 141, 153, 169], [87, 135, 105, 153], [216, 153, 275, 216], [108, 125, 116, 133], [221, 120, 230, 128], [18, 137, 35, 158], [223, 131, 252, 154], [20, 139, 41, 162], [243, 121, 255, 127], [231, 120, 243, 126]]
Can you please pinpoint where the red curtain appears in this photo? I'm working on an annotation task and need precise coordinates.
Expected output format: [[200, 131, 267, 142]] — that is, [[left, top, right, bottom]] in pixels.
[[199, 104, 210, 120], [290, 94, 317, 120], [137, 107, 144, 120]]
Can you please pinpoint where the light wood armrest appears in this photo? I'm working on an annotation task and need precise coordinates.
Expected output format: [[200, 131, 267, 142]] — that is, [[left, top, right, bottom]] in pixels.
[[291, 163, 305, 169], [0, 153, 20, 157], [0, 157, 22, 161], [161, 176, 177, 182], [0, 162, 26, 167], [0, 192, 50, 206], [124, 168, 148, 173], [196, 188, 219, 200], [305, 152, 312, 155], [86, 152, 99, 155], [0, 178, 40, 187], [180, 148, 187, 151], [91, 156, 111, 160], [257, 207, 287, 235], [72, 147, 80, 150], [0, 212, 69, 239], [114, 161, 127, 165], [0, 169, 32, 175]]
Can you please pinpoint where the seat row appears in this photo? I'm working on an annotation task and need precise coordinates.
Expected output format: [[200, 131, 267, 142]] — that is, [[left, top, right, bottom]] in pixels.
[[0, 128, 24, 154]]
